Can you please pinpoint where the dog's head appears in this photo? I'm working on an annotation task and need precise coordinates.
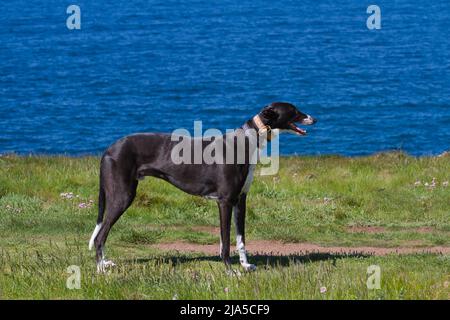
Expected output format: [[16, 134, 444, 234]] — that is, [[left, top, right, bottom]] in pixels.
[[258, 102, 316, 136]]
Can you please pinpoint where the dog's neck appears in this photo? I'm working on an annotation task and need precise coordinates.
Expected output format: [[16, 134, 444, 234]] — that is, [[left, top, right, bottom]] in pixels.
[[242, 114, 271, 140], [239, 114, 272, 153], [241, 114, 272, 148]]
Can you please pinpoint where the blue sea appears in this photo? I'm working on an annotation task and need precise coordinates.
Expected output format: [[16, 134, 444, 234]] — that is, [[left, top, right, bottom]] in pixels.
[[1, 0, 449, 156]]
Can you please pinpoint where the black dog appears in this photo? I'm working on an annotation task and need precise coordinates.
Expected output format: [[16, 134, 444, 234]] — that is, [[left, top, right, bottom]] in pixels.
[[89, 102, 316, 272]]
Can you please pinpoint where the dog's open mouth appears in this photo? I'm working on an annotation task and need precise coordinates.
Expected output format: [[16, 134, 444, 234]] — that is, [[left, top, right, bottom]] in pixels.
[[288, 114, 316, 135], [288, 122, 307, 135]]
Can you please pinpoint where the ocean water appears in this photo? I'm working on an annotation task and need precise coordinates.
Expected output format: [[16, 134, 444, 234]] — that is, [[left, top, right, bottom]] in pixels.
[[1, 0, 449, 156]]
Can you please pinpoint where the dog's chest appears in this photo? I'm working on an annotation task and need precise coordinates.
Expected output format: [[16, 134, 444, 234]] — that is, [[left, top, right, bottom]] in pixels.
[[241, 164, 256, 194]]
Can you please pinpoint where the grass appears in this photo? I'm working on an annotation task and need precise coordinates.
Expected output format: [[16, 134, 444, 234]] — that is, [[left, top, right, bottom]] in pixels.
[[0, 152, 449, 299]]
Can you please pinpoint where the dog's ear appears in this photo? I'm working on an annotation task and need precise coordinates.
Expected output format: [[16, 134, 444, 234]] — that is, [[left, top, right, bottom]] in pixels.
[[261, 106, 279, 121]]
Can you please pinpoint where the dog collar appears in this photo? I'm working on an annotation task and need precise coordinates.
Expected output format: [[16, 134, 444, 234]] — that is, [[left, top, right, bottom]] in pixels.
[[252, 115, 272, 141]]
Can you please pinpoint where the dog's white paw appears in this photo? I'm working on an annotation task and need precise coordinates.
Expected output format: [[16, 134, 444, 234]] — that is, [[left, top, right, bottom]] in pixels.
[[103, 260, 116, 268], [242, 263, 256, 272], [96, 259, 116, 273]]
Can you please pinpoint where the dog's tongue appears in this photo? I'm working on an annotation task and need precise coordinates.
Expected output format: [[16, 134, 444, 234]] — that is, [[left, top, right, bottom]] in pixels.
[[289, 123, 307, 135]]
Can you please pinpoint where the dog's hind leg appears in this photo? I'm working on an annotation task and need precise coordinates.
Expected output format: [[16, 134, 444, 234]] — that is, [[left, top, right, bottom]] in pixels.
[[234, 194, 256, 271], [94, 184, 137, 272], [93, 158, 138, 273]]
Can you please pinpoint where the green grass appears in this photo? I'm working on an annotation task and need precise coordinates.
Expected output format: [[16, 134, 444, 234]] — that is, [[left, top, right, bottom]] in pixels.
[[0, 152, 449, 299]]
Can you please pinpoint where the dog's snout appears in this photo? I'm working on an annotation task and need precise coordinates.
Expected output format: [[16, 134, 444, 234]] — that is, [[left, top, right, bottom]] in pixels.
[[302, 115, 317, 125]]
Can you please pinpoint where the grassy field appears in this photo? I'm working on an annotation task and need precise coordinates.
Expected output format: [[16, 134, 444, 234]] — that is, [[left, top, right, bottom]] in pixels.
[[0, 152, 449, 299]]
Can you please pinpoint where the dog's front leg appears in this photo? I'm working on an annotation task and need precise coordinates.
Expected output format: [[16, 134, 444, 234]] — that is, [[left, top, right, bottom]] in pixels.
[[234, 194, 256, 272], [218, 200, 232, 269]]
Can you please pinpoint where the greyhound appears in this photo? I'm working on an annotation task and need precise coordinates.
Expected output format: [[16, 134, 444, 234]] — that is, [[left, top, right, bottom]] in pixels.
[[89, 102, 316, 272]]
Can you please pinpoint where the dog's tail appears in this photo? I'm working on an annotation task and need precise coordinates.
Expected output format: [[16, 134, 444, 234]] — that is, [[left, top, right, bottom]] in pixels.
[[88, 166, 106, 250]]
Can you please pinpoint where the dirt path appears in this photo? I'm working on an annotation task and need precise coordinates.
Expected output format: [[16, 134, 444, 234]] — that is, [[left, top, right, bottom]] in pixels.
[[346, 226, 438, 234], [153, 240, 450, 256]]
